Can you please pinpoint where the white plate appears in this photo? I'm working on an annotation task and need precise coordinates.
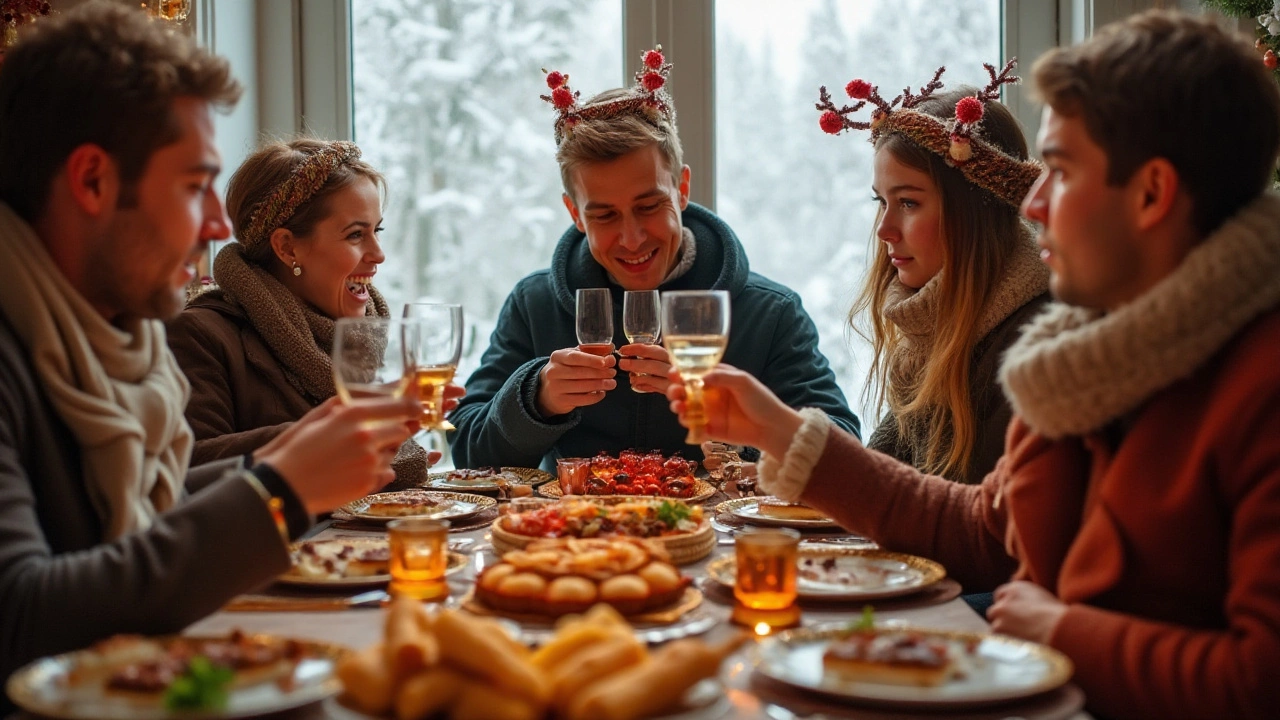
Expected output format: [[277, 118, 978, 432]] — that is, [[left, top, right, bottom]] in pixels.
[[706, 547, 945, 601], [5, 635, 345, 720], [752, 625, 1073, 710], [277, 548, 468, 588], [716, 497, 839, 528], [338, 490, 496, 524]]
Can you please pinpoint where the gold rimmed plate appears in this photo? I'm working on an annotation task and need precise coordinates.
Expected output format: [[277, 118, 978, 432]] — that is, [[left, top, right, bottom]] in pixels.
[[706, 547, 945, 601], [538, 476, 717, 503], [337, 490, 495, 525], [5, 634, 347, 720], [716, 496, 840, 528], [752, 624, 1073, 710], [277, 536, 468, 589], [423, 466, 552, 493]]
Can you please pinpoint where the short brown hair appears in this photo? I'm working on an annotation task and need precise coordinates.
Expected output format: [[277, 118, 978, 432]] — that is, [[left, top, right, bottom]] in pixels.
[[1032, 9, 1280, 235], [0, 1, 241, 222], [226, 139, 386, 267], [556, 88, 684, 201]]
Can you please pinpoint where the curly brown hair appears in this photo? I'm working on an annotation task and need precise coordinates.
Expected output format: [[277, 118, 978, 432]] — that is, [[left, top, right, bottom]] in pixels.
[[0, 1, 241, 222]]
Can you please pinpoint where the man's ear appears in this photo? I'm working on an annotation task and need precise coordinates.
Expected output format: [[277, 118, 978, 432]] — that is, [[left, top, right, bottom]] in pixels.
[[269, 227, 298, 267], [1130, 157, 1180, 233], [63, 144, 119, 216], [563, 192, 586, 233], [677, 164, 691, 210]]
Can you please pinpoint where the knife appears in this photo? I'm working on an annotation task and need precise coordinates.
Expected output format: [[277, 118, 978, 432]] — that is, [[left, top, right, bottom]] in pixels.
[[223, 589, 388, 612]]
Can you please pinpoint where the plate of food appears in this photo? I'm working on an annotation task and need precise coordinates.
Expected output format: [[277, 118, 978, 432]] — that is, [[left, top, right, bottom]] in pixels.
[[539, 451, 715, 502], [337, 490, 495, 525], [716, 496, 839, 528], [279, 537, 468, 588], [752, 620, 1073, 709], [5, 631, 346, 720], [491, 497, 716, 564], [706, 547, 945, 601], [424, 466, 552, 496]]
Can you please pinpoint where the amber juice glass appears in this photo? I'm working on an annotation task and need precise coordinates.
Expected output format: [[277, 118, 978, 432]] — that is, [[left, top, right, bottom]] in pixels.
[[734, 528, 801, 611], [556, 457, 591, 495], [387, 518, 451, 601]]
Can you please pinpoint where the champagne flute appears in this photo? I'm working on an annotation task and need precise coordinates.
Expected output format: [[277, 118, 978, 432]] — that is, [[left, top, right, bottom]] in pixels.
[[575, 288, 615, 356], [623, 290, 661, 393], [403, 303, 464, 432], [332, 317, 413, 404], [662, 290, 730, 445]]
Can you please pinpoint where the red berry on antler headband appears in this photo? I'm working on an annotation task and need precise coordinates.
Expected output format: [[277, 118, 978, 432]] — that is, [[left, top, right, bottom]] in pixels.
[[541, 45, 676, 147], [814, 59, 1041, 210]]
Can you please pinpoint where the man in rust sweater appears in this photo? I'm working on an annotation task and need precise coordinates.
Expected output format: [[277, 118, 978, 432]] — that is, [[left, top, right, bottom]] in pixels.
[[668, 10, 1280, 719]]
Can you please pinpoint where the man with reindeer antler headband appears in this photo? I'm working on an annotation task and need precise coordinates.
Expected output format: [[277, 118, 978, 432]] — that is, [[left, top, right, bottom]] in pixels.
[[449, 47, 859, 469], [666, 10, 1280, 719]]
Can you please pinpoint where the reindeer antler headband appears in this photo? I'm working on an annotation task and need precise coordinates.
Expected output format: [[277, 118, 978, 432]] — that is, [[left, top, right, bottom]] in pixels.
[[816, 60, 1042, 209], [541, 46, 676, 146]]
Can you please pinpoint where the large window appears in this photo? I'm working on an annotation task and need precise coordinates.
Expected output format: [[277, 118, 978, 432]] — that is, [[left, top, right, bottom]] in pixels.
[[715, 0, 1000, 421], [352, 0, 622, 376]]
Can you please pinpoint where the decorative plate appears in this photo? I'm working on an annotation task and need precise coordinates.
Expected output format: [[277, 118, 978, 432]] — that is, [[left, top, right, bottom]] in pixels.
[[423, 466, 552, 493], [277, 536, 468, 588], [337, 490, 496, 525], [706, 547, 945, 601], [715, 496, 840, 528], [538, 476, 717, 504]]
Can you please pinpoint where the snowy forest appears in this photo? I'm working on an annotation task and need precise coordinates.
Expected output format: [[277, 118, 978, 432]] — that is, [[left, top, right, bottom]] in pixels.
[[352, 0, 1001, 425]]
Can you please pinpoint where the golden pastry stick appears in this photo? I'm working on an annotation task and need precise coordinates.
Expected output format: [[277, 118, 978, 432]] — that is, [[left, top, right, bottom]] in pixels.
[[384, 596, 439, 681], [394, 667, 464, 720], [450, 678, 543, 720], [550, 636, 647, 714], [334, 642, 396, 716], [432, 610, 551, 706]]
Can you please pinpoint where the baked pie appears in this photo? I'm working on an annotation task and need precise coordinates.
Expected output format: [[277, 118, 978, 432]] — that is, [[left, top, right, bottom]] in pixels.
[[822, 629, 976, 687]]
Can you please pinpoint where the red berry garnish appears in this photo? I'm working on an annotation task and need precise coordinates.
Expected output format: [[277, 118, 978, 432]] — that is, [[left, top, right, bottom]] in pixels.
[[551, 86, 575, 109], [845, 79, 871, 100], [641, 71, 665, 92], [1266, 49, 1278, 70], [819, 111, 844, 134], [644, 49, 665, 69], [955, 96, 984, 125], [545, 70, 566, 89]]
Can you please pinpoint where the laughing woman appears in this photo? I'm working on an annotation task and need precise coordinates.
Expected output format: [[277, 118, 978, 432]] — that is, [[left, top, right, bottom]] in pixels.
[[168, 139, 458, 483]]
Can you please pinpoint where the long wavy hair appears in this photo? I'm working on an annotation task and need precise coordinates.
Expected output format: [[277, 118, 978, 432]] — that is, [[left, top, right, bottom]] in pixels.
[[850, 88, 1030, 479]]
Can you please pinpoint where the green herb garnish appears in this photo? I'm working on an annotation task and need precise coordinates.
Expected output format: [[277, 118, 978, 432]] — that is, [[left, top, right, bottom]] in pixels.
[[163, 656, 234, 711], [656, 500, 692, 527], [848, 605, 876, 633]]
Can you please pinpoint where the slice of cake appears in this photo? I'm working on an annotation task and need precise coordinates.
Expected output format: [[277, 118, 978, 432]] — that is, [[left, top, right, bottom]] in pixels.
[[822, 630, 956, 687], [755, 497, 829, 522]]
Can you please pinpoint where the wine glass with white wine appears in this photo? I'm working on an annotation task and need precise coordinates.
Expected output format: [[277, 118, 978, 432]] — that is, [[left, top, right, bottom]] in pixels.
[[623, 290, 660, 392], [332, 317, 413, 404], [402, 303, 464, 432], [661, 290, 730, 445]]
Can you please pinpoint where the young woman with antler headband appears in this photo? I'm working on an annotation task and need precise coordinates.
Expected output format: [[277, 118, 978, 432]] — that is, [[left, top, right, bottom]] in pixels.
[[815, 61, 1050, 484]]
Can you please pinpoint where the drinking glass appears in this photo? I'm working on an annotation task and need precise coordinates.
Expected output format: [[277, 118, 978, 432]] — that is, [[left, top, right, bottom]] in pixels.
[[387, 518, 451, 601], [623, 290, 661, 393], [331, 317, 413, 404], [556, 457, 592, 495], [575, 288, 615, 356], [734, 528, 800, 611], [662, 290, 731, 444], [403, 303, 464, 431]]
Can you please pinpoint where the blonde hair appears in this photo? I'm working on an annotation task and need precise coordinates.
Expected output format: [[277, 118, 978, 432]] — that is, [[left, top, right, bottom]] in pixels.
[[556, 88, 684, 202], [851, 89, 1028, 479]]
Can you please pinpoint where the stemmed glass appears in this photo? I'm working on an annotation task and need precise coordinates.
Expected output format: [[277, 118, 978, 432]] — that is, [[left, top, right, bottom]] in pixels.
[[662, 290, 730, 445], [332, 317, 413, 404], [575, 288, 614, 356], [402, 303, 464, 432], [623, 290, 661, 393]]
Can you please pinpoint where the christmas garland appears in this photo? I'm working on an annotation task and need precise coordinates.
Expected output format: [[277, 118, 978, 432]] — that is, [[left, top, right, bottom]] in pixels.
[[1202, 1, 1280, 183]]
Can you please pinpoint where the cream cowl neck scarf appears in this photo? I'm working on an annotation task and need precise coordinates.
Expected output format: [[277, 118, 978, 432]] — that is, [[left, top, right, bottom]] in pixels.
[[0, 203, 190, 540], [1000, 192, 1280, 438]]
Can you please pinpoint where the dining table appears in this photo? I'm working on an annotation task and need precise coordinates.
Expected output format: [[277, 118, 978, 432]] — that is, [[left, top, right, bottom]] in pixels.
[[161, 479, 1095, 720]]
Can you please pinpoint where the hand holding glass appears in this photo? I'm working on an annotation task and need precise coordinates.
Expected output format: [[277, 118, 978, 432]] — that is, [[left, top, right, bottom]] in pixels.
[[403, 303, 464, 430], [332, 317, 413, 403], [576, 288, 614, 356], [662, 290, 730, 444], [623, 290, 661, 393]]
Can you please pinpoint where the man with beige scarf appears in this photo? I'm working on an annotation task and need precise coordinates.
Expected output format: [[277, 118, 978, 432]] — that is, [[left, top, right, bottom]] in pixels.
[[0, 2, 420, 693]]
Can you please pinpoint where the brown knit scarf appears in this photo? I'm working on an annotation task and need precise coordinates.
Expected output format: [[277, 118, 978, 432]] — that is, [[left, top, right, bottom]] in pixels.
[[869, 234, 1049, 473], [212, 242, 428, 481]]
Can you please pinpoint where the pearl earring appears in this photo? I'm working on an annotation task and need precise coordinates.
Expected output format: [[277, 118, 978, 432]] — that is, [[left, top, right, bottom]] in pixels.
[[292, 262, 302, 277]]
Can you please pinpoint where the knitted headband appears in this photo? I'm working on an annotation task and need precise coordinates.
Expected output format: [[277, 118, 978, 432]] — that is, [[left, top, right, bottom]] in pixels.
[[541, 46, 675, 146], [816, 60, 1042, 210], [239, 141, 363, 249]]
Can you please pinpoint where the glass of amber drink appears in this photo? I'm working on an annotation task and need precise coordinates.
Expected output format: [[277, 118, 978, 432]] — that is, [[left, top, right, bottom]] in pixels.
[[403, 303, 464, 431], [556, 457, 592, 495], [387, 518, 451, 601], [734, 528, 800, 612]]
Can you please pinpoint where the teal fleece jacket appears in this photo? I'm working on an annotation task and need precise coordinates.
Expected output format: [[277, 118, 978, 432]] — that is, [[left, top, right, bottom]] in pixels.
[[449, 203, 860, 469]]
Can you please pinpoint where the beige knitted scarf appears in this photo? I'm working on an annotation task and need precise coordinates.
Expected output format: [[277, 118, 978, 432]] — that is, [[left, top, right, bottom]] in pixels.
[[1000, 192, 1280, 439], [878, 233, 1049, 421], [212, 242, 428, 481], [0, 204, 190, 540]]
